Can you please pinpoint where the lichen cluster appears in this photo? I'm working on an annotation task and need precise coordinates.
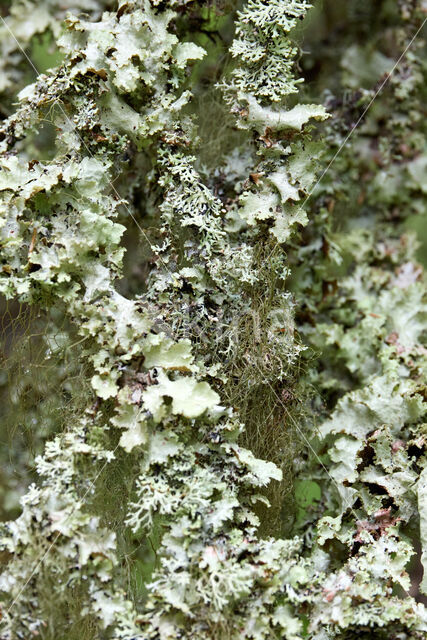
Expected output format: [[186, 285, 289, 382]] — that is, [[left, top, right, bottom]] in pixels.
[[0, 1, 426, 639]]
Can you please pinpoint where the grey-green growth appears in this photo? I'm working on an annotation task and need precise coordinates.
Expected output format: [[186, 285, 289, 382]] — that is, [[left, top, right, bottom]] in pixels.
[[0, 1, 426, 639]]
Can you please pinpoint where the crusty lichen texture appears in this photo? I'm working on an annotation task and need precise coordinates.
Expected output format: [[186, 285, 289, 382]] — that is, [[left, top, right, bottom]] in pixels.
[[0, 1, 426, 639]]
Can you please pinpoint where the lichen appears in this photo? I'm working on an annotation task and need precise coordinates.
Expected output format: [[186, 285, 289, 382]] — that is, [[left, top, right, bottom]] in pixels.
[[0, 1, 426, 638]]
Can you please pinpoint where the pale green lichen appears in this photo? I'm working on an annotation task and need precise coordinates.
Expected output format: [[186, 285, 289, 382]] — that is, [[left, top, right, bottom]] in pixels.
[[0, 1, 426, 639]]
